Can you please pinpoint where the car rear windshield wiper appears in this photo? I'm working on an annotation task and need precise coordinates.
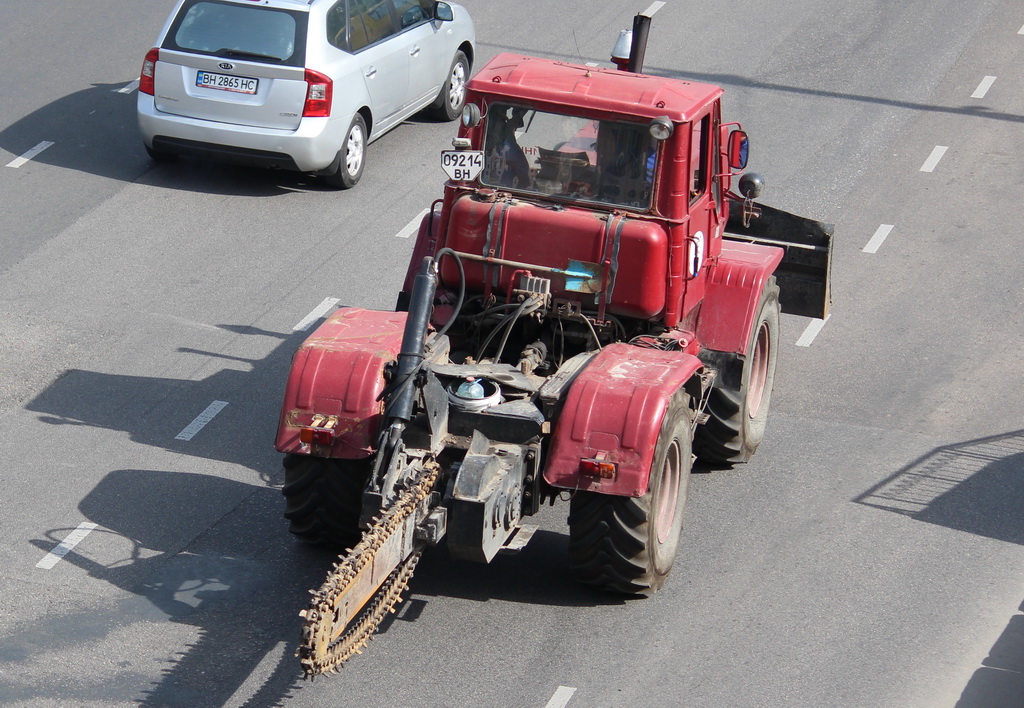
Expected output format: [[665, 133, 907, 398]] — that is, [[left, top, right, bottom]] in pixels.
[[219, 48, 284, 63]]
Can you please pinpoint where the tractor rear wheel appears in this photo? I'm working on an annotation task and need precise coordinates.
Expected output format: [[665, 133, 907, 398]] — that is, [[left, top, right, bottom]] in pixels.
[[282, 454, 370, 548], [567, 394, 692, 595], [694, 276, 780, 464]]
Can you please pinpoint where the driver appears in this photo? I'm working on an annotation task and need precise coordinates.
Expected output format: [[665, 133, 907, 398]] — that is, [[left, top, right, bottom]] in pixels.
[[486, 107, 531, 188]]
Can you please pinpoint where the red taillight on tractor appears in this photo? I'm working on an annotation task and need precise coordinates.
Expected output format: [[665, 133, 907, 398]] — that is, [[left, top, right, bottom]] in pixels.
[[299, 413, 338, 446], [580, 457, 617, 479], [299, 427, 335, 446], [303, 69, 333, 117], [140, 48, 159, 95]]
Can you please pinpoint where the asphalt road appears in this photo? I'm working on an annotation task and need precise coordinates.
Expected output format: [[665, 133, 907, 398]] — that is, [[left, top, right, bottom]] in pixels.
[[1, 1, 1022, 707]]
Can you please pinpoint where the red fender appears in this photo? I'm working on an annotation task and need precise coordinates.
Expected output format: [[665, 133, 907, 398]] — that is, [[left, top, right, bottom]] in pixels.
[[544, 343, 703, 497], [695, 240, 783, 355], [274, 308, 407, 458]]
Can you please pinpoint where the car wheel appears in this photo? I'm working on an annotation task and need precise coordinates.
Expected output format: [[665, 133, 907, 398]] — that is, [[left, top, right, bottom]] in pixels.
[[428, 51, 469, 121], [324, 114, 367, 189]]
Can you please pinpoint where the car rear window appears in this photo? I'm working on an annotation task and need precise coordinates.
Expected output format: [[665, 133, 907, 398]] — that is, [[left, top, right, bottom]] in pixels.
[[163, 0, 308, 67]]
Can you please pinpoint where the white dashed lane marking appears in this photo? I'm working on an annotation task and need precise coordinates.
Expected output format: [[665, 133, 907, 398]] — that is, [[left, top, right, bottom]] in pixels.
[[797, 315, 830, 347], [544, 686, 577, 708], [36, 522, 97, 570], [971, 76, 996, 99], [395, 208, 429, 238], [116, 80, 139, 94], [293, 297, 340, 331], [863, 224, 895, 254], [175, 400, 229, 441], [919, 145, 948, 173], [6, 141, 54, 168]]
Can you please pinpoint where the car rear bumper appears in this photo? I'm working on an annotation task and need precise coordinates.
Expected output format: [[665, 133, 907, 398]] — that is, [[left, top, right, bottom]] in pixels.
[[138, 97, 350, 172]]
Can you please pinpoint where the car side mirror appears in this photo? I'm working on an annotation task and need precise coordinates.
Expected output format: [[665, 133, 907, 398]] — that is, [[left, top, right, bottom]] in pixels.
[[728, 130, 749, 170], [433, 1, 454, 21]]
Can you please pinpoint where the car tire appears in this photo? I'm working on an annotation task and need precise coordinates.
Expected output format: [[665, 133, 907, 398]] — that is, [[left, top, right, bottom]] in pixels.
[[324, 114, 367, 189], [428, 51, 469, 122]]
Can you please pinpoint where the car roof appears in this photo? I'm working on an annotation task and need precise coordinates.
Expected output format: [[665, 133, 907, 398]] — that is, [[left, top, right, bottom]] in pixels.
[[467, 53, 724, 123]]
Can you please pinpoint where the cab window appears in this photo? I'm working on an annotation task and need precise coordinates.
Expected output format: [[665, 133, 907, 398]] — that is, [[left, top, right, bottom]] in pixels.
[[690, 113, 711, 204]]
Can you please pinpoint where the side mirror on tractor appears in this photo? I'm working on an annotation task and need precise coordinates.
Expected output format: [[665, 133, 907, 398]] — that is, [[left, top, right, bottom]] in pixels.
[[728, 130, 749, 170]]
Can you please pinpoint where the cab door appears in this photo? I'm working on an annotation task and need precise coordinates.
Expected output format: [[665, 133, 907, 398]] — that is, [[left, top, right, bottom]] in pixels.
[[347, 0, 408, 131], [684, 110, 717, 304]]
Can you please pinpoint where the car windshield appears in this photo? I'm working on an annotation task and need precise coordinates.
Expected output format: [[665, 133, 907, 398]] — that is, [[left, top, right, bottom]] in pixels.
[[165, 0, 307, 67], [480, 103, 657, 209]]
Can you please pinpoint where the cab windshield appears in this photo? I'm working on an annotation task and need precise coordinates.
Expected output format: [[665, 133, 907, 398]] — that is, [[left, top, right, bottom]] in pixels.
[[480, 103, 656, 209]]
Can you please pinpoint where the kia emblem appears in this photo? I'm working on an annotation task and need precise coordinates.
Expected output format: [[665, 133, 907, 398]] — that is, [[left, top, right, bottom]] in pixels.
[[218, 62, 234, 71]]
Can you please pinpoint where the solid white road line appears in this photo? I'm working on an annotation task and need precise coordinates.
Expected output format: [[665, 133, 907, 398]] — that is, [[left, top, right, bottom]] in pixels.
[[544, 686, 577, 708], [395, 208, 429, 238], [971, 76, 996, 99], [863, 224, 895, 254], [293, 297, 340, 331], [919, 145, 948, 172], [6, 141, 54, 168], [116, 80, 139, 94], [36, 522, 97, 570], [796, 315, 830, 347], [175, 400, 229, 441]]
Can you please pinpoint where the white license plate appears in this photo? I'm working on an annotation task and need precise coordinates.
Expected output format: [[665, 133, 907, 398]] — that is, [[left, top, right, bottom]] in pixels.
[[441, 150, 484, 181], [196, 71, 258, 94]]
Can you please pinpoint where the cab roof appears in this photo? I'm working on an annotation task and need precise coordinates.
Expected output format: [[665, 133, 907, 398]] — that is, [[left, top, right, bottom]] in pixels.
[[467, 53, 724, 124]]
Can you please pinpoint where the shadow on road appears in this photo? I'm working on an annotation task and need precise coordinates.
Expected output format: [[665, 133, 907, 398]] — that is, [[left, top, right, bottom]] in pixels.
[[854, 430, 1024, 545], [0, 82, 335, 196], [25, 322, 309, 475], [956, 599, 1024, 708], [854, 430, 1024, 707]]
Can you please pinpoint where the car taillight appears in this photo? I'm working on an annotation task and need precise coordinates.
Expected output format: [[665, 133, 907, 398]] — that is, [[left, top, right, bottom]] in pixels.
[[303, 69, 332, 117], [140, 48, 159, 95]]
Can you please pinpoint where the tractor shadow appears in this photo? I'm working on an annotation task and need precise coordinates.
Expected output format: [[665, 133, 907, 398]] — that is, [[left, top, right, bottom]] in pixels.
[[21, 469, 324, 707], [24, 322, 312, 475], [853, 430, 1024, 707]]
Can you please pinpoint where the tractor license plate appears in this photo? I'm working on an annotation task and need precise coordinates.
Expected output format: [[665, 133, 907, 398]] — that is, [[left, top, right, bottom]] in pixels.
[[196, 71, 259, 94], [441, 150, 484, 181]]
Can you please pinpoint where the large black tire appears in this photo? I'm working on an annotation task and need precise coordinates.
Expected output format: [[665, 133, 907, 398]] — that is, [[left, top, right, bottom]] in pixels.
[[281, 454, 371, 548], [567, 394, 693, 595], [428, 50, 469, 121], [694, 276, 780, 464], [323, 113, 367, 189]]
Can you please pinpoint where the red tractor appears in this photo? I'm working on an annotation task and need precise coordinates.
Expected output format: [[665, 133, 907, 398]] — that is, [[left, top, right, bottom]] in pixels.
[[274, 20, 832, 676]]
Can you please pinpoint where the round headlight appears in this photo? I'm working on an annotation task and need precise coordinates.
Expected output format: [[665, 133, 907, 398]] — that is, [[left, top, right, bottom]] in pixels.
[[461, 104, 481, 128], [649, 116, 674, 140]]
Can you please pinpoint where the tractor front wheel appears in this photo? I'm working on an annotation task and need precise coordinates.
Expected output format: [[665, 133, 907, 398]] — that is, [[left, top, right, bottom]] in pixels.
[[694, 276, 780, 464], [282, 454, 370, 548], [567, 394, 693, 595]]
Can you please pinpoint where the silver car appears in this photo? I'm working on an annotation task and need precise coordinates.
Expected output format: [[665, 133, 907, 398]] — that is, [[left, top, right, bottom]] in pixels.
[[137, 0, 475, 188]]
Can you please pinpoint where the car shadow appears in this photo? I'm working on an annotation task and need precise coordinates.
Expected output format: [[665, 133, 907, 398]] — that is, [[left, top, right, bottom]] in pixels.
[[0, 81, 341, 197]]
